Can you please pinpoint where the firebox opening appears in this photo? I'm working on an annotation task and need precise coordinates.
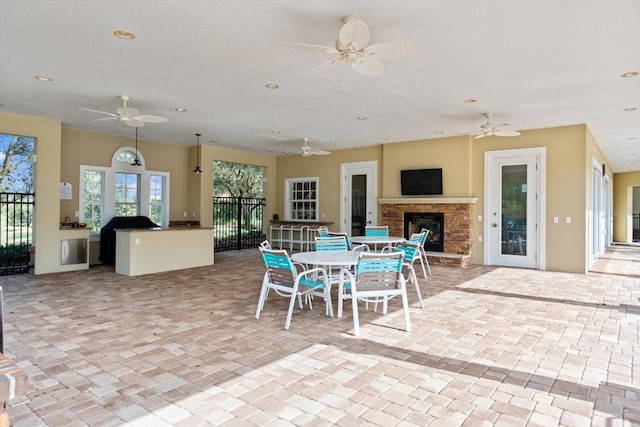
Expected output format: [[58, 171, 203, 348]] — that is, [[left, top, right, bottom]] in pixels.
[[404, 212, 444, 252]]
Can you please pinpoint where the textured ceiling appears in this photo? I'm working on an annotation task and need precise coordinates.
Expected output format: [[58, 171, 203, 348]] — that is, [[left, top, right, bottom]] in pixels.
[[1, 0, 639, 172]]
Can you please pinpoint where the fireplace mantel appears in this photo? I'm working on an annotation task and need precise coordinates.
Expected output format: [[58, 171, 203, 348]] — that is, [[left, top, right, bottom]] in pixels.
[[378, 197, 478, 204]]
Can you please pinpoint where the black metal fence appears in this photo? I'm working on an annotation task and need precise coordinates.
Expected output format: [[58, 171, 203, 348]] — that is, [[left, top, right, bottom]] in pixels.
[[213, 196, 265, 251], [1, 192, 35, 275], [634, 213, 639, 243]]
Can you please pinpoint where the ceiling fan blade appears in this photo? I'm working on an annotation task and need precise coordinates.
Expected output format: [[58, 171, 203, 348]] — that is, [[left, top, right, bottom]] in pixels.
[[92, 117, 119, 122], [474, 133, 488, 139], [308, 58, 342, 74], [364, 41, 422, 59], [82, 108, 118, 117], [283, 43, 339, 54], [137, 115, 168, 123], [125, 118, 145, 127], [494, 129, 521, 137], [312, 150, 331, 155], [117, 106, 140, 117], [352, 57, 384, 76], [339, 16, 370, 49]]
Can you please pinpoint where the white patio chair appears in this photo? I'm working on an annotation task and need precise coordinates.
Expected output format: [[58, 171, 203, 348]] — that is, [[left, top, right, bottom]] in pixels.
[[256, 247, 332, 330], [408, 229, 431, 276], [339, 251, 411, 336]]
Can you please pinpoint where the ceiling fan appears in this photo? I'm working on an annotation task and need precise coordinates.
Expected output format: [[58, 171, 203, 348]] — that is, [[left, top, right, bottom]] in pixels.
[[474, 113, 521, 139], [285, 15, 421, 77], [82, 95, 168, 128], [295, 138, 331, 157]]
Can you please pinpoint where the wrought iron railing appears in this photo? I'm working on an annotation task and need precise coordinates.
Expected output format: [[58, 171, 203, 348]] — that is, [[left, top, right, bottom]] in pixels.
[[213, 197, 265, 251], [1, 192, 35, 275]]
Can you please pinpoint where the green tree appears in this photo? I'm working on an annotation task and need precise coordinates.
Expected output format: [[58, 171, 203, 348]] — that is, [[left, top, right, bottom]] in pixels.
[[213, 161, 264, 197], [0, 134, 34, 193]]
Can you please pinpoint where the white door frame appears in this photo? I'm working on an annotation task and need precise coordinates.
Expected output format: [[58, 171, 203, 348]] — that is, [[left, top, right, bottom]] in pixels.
[[590, 158, 603, 265], [340, 161, 378, 235], [484, 147, 546, 269]]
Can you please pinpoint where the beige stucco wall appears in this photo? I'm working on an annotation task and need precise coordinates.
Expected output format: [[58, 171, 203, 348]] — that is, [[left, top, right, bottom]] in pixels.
[[276, 146, 383, 227], [276, 124, 610, 273], [613, 171, 640, 242], [1, 112, 61, 274], [60, 127, 190, 224], [382, 136, 473, 198]]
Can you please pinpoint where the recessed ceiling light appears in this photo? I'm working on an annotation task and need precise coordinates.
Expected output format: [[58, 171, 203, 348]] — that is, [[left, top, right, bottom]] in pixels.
[[265, 83, 280, 89], [210, 140, 217, 144], [629, 153, 637, 156], [34, 75, 53, 82], [623, 107, 637, 112], [356, 116, 368, 120], [463, 99, 476, 104], [271, 130, 281, 134], [620, 71, 639, 78], [175, 108, 187, 112], [115, 124, 125, 128], [380, 137, 390, 140], [434, 131, 444, 134], [113, 30, 135, 40], [628, 137, 637, 140]]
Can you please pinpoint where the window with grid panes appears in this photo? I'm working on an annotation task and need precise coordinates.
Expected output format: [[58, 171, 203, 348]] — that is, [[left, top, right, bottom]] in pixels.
[[285, 177, 318, 220]]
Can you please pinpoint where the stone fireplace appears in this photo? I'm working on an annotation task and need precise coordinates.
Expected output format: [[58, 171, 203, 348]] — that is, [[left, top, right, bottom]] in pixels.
[[404, 212, 444, 252], [379, 198, 477, 267]]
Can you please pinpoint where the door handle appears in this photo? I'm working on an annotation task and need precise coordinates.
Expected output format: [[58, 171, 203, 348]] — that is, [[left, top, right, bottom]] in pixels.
[[492, 223, 498, 228]]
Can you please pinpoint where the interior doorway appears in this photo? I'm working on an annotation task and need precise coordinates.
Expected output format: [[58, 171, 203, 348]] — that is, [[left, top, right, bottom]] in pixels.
[[340, 161, 378, 236], [484, 147, 546, 269]]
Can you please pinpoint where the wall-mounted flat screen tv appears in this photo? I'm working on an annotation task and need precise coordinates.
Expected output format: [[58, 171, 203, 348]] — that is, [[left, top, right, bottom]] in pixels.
[[401, 168, 443, 195]]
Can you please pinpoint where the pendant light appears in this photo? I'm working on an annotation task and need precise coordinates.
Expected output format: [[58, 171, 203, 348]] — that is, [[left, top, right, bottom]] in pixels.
[[132, 127, 142, 166], [193, 133, 203, 173]]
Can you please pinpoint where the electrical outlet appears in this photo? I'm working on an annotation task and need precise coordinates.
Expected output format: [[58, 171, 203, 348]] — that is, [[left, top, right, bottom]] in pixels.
[[75, 211, 80, 218], [183, 212, 187, 218], [135, 238, 140, 246]]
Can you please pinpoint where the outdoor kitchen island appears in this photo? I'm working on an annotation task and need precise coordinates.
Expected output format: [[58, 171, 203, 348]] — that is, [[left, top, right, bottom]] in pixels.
[[115, 226, 214, 276]]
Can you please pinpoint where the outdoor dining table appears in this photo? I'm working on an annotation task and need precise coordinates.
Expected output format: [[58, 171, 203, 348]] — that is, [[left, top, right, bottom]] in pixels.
[[350, 235, 406, 252], [290, 250, 360, 270], [290, 250, 361, 317]]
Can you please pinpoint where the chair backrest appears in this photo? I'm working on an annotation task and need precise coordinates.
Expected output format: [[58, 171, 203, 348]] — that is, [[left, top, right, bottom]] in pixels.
[[315, 236, 349, 251], [260, 247, 295, 286], [354, 251, 404, 291], [365, 225, 389, 237], [259, 240, 272, 249], [394, 240, 421, 262], [327, 231, 351, 247], [409, 230, 428, 246], [317, 226, 330, 238]]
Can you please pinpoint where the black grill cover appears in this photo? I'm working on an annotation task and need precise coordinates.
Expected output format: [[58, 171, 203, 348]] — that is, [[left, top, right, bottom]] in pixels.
[[99, 216, 159, 264]]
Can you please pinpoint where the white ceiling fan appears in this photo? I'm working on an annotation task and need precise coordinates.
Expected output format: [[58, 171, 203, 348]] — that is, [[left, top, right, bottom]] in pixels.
[[295, 138, 331, 157], [82, 95, 168, 128], [474, 113, 521, 139], [285, 15, 421, 77]]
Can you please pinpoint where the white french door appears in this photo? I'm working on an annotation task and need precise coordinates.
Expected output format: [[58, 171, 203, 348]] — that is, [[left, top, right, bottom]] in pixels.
[[340, 161, 378, 236], [484, 148, 545, 269]]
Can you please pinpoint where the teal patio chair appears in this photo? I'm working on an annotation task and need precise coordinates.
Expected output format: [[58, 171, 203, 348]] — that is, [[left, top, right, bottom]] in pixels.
[[338, 251, 411, 336], [256, 247, 332, 330], [408, 229, 431, 276], [391, 241, 425, 308], [364, 225, 389, 237]]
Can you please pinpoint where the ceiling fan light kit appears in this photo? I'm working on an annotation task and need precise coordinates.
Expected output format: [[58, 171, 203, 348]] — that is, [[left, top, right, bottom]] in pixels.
[[298, 138, 331, 156], [82, 95, 168, 128], [474, 113, 521, 139], [285, 16, 421, 77]]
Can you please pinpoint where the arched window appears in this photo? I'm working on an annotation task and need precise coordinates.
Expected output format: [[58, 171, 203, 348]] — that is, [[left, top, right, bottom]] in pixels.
[[79, 147, 170, 236]]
